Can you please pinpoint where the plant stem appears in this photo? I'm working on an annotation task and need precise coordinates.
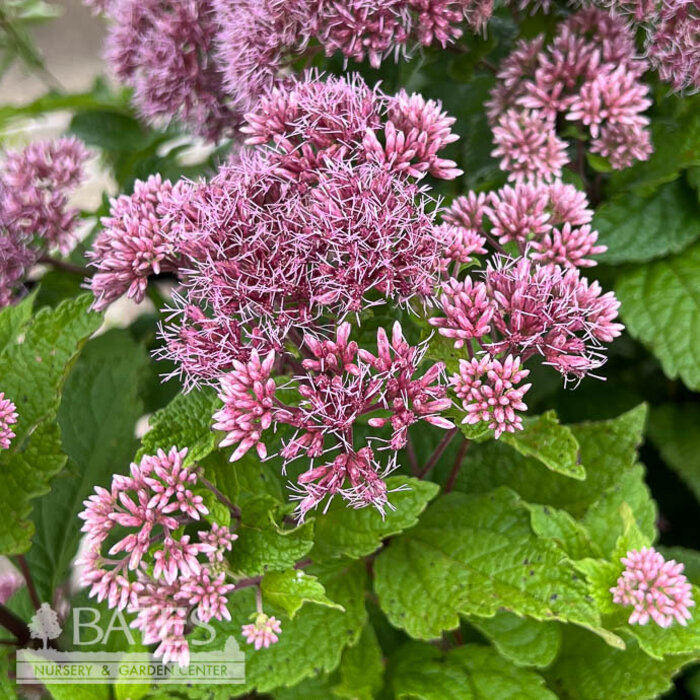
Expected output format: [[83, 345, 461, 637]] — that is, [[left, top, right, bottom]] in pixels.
[[418, 428, 458, 479], [38, 255, 90, 277], [0, 604, 30, 646], [199, 475, 241, 520], [233, 559, 313, 590], [15, 556, 40, 611], [445, 439, 470, 493]]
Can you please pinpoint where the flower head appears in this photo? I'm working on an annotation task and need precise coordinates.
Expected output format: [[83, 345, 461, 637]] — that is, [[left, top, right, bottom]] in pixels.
[[242, 613, 282, 650], [0, 393, 18, 450], [611, 547, 695, 628]]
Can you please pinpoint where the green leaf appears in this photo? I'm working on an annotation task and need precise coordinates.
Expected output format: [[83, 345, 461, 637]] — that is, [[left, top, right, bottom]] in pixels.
[[311, 476, 440, 561], [0, 294, 101, 446], [608, 101, 700, 194], [467, 612, 561, 668], [192, 561, 367, 696], [647, 403, 700, 503], [0, 289, 36, 352], [581, 465, 656, 558], [137, 386, 218, 463], [389, 643, 558, 700], [228, 496, 314, 577], [457, 405, 647, 517], [0, 296, 101, 554], [374, 488, 605, 641], [623, 585, 700, 660], [25, 330, 148, 602], [261, 570, 344, 618], [333, 623, 384, 700], [69, 110, 150, 153], [546, 627, 696, 700], [593, 180, 700, 264], [616, 242, 700, 390], [526, 504, 599, 560], [502, 411, 584, 480]]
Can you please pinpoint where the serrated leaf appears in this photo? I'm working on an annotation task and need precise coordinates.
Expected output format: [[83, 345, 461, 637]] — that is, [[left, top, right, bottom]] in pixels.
[[0, 294, 101, 446], [526, 504, 599, 560], [261, 570, 344, 618], [0, 289, 36, 352], [137, 386, 218, 463], [581, 465, 656, 558], [457, 405, 647, 517], [593, 180, 700, 264], [374, 488, 605, 641], [389, 643, 558, 700], [546, 627, 696, 700], [25, 330, 148, 602], [647, 403, 700, 503], [228, 496, 314, 577], [311, 476, 440, 561], [623, 585, 700, 660], [502, 411, 584, 480], [189, 561, 367, 696], [616, 242, 700, 390], [333, 623, 384, 700], [0, 295, 101, 554], [467, 612, 561, 668]]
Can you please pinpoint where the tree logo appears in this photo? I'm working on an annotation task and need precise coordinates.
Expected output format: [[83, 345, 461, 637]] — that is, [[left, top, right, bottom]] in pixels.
[[28, 603, 62, 650]]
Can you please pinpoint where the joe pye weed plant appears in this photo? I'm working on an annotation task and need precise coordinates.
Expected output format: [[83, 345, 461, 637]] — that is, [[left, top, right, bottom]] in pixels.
[[1, 0, 700, 697]]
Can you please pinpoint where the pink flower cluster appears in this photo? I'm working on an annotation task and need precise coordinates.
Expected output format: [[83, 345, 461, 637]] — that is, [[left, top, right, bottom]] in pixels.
[[605, 0, 700, 93], [0, 393, 17, 450], [487, 8, 652, 176], [242, 613, 282, 649], [77, 447, 236, 666], [91, 0, 495, 138], [98, 0, 237, 140], [444, 181, 605, 269], [128, 73, 458, 388], [213, 322, 452, 518], [611, 547, 695, 628], [430, 183, 623, 435], [0, 138, 88, 307], [88, 174, 184, 311]]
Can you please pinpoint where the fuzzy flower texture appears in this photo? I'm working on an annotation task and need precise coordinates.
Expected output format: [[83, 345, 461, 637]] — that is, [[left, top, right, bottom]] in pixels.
[[611, 547, 695, 628], [78, 447, 236, 666], [91, 0, 495, 139], [87, 71, 623, 514], [488, 8, 653, 179], [0, 138, 88, 308]]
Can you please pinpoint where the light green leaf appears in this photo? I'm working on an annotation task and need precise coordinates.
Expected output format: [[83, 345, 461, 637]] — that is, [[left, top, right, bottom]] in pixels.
[[261, 570, 344, 618], [0, 289, 36, 352], [593, 180, 700, 264], [333, 623, 384, 700], [647, 403, 700, 503], [546, 627, 696, 700], [0, 296, 101, 554], [527, 504, 599, 560], [25, 330, 148, 602], [467, 612, 561, 668], [502, 411, 584, 480], [582, 465, 656, 557], [389, 643, 558, 700], [228, 496, 314, 577], [457, 405, 647, 517], [616, 242, 700, 390], [374, 488, 605, 641], [311, 476, 440, 561], [137, 385, 218, 463], [0, 294, 101, 447], [190, 561, 367, 696]]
